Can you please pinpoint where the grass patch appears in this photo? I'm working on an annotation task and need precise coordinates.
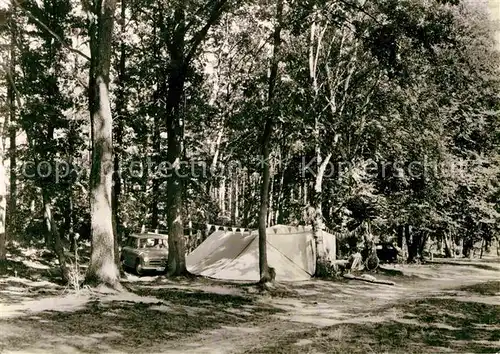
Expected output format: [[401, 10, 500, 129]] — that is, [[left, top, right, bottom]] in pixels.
[[0, 286, 281, 353], [250, 297, 500, 354], [0, 259, 57, 281]]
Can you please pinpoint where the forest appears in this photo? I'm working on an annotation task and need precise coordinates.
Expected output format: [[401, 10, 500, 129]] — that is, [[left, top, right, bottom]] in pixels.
[[0, 0, 499, 288]]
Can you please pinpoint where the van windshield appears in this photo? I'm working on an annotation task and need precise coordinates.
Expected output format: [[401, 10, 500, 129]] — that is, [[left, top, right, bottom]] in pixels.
[[138, 238, 167, 248]]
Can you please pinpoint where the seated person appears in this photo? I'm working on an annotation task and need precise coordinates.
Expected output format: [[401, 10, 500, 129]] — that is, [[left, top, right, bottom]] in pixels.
[[346, 247, 364, 273]]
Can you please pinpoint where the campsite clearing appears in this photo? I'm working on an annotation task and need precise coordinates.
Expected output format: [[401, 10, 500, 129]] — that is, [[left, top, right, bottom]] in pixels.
[[0, 257, 499, 353]]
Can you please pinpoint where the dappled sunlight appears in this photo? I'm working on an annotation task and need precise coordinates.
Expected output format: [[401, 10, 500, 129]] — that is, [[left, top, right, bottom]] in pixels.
[[0, 277, 62, 304], [20, 260, 51, 270], [0, 274, 281, 353], [253, 295, 500, 353], [0, 259, 498, 353], [0, 293, 90, 318], [438, 294, 500, 306]]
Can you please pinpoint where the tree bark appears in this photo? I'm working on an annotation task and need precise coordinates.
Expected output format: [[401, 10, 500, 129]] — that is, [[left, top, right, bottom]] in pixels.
[[303, 180, 308, 205], [220, 177, 226, 214], [307, 14, 335, 275], [206, 124, 224, 200], [163, 1, 229, 276], [233, 177, 239, 223], [0, 133, 6, 260], [418, 232, 429, 260], [258, 0, 283, 284], [42, 191, 70, 283], [151, 121, 160, 231], [276, 152, 287, 224], [312, 153, 332, 276], [397, 225, 404, 249], [164, 6, 189, 276], [150, 12, 163, 231], [6, 4, 16, 247], [267, 169, 274, 226], [406, 227, 421, 263], [65, 129, 76, 252], [243, 172, 249, 225], [68, 191, 76, 252], [85, 0, 120, 288], [229, 178, 234, 223], [259, 119, 273, 283], [113, 0, 126, 269]]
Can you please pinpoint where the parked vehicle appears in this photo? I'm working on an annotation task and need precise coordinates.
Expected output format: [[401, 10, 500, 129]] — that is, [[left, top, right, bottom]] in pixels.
[[120, 233, 168, 275], [375, 243, 399, 263]]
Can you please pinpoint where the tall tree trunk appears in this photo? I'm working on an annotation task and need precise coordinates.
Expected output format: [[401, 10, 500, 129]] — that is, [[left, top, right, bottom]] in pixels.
[[234, 176, 239, 223], [243, 171, 249, 225], [267, 169, 274, 226], [312, 153, 332, 276], [0, 121, 6, 260], [165, 7, 188, 276], [151, 118, 160, 230], [308, 13, 333, 275], [406, 226, 421, 263], [164, 1, 229, 275], [113, 0, 126, 268], [68, 191, 76, 252], [418, 232, 428, 260], [85, 0, 120, 288], [65, 128, 76, 252], [206, 125, 224, 200], [6, 4, 16, 247], [220, 177, 226, 214], [258, 119, 273, 283], [276, 151, 287, 224], [258, 0, 283, 284], [150, 12, 162, 231], [443, 233, 453, 258], [303, 180, 308, 205], [397, 225, 404, 249], [229, 178, 233, 223], [42, 191, 70, 283]]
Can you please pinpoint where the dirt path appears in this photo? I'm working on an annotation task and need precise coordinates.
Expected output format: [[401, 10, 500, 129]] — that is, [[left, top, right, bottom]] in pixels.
[[153, 262, 500, 353], [0, 261, 498, 354]]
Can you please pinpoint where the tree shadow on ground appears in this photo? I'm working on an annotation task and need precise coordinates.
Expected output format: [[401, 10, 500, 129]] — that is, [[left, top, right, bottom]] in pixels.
[[458, 281, 500, 296], [427, 259, 500, 272], [0, 287, 281, 353], [0, 259, 64, 286], [251, 293, 500, 354]]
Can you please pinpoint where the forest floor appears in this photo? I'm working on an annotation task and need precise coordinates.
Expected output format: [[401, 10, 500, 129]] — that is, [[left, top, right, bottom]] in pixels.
[[0, 250, 499, 354]]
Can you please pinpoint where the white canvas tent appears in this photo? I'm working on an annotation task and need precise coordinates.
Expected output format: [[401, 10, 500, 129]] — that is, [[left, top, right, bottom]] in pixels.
[[186, 224, 336, 281]]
